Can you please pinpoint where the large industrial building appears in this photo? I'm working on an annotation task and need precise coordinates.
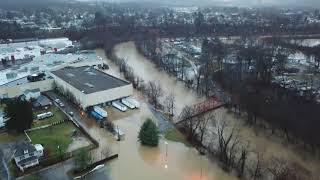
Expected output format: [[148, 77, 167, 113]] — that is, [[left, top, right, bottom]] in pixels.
[[50, 66, 133, 109]]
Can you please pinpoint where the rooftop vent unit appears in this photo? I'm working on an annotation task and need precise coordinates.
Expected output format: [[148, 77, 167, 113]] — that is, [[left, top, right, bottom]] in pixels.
[[84, 83, 94, 88], [6, 72, 17, 79]]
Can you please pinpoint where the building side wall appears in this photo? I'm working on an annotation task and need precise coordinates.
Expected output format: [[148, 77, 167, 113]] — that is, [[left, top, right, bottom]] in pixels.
[[83, 84, 133, 108], [50, 72, 133, 109], [50, 72, 86, 107], [0, 79, 54, 98]]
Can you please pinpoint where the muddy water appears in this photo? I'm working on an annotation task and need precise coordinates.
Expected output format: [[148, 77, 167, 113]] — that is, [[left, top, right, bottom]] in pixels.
[[96, 48, 238, 180], [214, 108, 320, 177], [105, 102, 238, 180], [112, 42, 205, 116], [97, 42, 320, 179]]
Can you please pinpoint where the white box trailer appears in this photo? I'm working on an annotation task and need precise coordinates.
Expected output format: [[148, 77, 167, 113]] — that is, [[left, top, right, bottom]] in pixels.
[[112, 101, 127, 112], [37, 112, 53, 120], [121, 98, 135, 109], [125, 97, 140, 109], [93, 106, 108, 118]]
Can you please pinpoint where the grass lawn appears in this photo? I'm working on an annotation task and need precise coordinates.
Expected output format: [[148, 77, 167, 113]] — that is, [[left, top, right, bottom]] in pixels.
[[32, 106, 67, 128], [28, 122, 75, 155], [164, 128, 191, 147], [0, 132, 26, 144]]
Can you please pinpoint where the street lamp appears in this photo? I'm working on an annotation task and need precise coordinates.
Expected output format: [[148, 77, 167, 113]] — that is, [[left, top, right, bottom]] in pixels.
[[164, 141, 168, 169], [165, 141, 168, 157]]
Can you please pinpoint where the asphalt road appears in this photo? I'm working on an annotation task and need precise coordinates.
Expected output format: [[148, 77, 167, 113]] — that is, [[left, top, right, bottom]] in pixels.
[[0, 150, 9, 180], [45, 91, 89, 132]]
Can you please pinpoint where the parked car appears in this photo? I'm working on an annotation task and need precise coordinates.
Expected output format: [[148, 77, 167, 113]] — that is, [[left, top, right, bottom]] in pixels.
[[68, 111, 74, 117], [59, 102, 65, 108], [54, 99, 61, 104]]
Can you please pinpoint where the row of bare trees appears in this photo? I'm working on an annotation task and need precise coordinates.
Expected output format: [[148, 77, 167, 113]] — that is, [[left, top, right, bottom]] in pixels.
[[178, 105, 312, 179], [108, 53, 176, 116]]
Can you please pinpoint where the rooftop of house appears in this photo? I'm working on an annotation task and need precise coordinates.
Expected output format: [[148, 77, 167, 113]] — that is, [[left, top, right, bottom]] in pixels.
[[51, 66, 130, 94], [14, 141, 37, 158]]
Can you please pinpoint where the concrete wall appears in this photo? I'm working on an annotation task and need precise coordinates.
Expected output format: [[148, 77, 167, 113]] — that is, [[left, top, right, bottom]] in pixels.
[[0, 79, 54, 98], [50, 72, 133, 109], [83, 84, 133, 108]]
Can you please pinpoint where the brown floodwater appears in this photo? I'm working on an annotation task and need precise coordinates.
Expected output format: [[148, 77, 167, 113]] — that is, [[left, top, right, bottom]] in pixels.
[[96, 42, 320, 179], [112, 42, 205, 116], [96, 48, 238, 180], [104, 102, 238, 180]]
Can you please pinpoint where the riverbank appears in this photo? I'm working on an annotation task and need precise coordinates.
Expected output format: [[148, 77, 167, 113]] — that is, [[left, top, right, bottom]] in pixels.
[[106, 42, 320, 179]]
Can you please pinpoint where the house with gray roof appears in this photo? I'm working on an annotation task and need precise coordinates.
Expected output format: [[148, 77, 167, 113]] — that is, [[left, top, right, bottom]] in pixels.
[[13, 141, 44, 172]]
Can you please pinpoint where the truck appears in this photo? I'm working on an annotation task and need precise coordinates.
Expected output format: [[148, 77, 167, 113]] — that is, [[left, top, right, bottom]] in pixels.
[[121, 98, 135, 109], [125, 97, 140, 109], [27, 73, 46, 82], [112, 101, 127, 112], [90, 110, 104, 121], [90, 106, 107, 121], [93, 106, 108, 118]]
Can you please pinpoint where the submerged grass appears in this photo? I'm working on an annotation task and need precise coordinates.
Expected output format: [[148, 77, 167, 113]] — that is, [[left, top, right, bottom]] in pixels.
[[164, 128, 191, 147]]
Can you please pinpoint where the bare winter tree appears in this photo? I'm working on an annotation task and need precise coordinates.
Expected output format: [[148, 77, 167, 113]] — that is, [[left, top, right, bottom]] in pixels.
[[268, 157, 304, 180], [197, 113, 214, 148], [179, 105, 200, 143], [236, 142, 249, 178], [164, 92, 175, 117], [217, 120, 241, 171], [147, 81, 163, 109], [250, 152, 264, 180]]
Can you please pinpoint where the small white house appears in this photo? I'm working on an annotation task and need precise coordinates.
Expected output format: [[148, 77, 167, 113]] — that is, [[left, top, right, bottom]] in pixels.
[[14, 142, 44, 172], [21, 88, 41, 101]]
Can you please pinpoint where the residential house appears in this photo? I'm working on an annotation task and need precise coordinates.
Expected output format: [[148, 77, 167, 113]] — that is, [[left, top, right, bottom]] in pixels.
[[21, 88, 41, 101], [13, 142, 44, 172], [32, 95, 52, 109]]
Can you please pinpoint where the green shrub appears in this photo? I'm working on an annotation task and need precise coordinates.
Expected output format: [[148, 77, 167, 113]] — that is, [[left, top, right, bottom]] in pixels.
[[138, 118, 159, 146]]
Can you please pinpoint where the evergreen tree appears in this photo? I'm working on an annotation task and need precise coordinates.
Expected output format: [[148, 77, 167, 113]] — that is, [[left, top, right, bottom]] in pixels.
[[75, 149, 91, 170], [138, 118, 159, 147], [5, 98, 34, 132]]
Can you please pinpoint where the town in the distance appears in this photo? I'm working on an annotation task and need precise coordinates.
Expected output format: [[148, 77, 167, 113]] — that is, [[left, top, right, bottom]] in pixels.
[[0, 0, 320, 180]]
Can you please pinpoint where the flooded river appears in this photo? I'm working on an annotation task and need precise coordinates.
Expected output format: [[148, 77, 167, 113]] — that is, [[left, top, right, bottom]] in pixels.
[[112, 42, 205, 116]]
